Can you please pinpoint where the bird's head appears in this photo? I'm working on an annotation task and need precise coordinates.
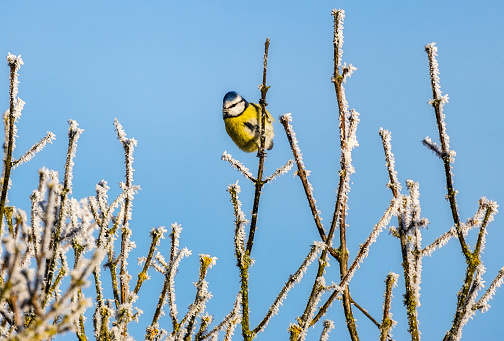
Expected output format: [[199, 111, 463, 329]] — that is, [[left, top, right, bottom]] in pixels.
[[223, 91, 249, 118]]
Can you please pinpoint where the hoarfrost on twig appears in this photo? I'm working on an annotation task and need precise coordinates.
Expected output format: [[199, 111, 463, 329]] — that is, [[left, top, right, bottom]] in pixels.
[[222, 151, 254, 182]]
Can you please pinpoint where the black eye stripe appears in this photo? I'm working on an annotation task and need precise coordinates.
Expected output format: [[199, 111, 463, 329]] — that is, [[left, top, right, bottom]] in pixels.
[[226, 98, 245, 109]]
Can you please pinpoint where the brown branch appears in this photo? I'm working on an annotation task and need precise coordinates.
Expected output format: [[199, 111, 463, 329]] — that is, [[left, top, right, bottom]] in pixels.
[[0, 56, 22, 233], [279, 115, 340, 262], [311, 201, 397, 326], [380, 273, 398, 341], [425, 43, 470, 259], [245, 37, 270, 256], [241, 38, 270, 341], [330, 9, 358, 340]]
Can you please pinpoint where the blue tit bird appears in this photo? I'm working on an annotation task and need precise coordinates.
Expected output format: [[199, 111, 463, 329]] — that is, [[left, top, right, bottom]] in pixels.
[[222, 91, 274, 153]]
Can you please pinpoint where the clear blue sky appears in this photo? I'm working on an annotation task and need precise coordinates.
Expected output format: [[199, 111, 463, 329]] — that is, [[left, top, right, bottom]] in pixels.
[[1, 1, 503, 340]]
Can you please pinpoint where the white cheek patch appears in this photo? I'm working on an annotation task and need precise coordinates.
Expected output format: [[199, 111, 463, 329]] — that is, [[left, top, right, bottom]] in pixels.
[[224, 100, 246, 117]]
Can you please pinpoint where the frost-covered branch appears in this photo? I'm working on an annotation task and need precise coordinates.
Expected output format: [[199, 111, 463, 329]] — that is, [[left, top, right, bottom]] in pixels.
[[319, 320, 334, 341], [280, 113, 338, 259], [201, 293, 242, 340], [425, 43, 469, 259], [328, 10, 360, 340], [380, 272, 399, 341], [264, 159, 294, 183], [254, 242, 324, 336], [311, 200, 398, 327], [422, 44, 502, 341], [133, 226, 166, 296], [147, 224, 192, 340], [227, 182, 247, 267], [222, 151, 255, 183], [379, 128, 401, 197], [0, 54, 26, 232], [44, 120, 83, 306], [12, 132, 55, 169], [179, 254, 217, 341], [474, 267, 504, 313], [380, 127, 426, 341], [246, 37, 271, 256]]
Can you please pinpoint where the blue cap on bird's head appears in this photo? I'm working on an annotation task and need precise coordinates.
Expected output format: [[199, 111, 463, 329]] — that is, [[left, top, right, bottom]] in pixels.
[[223, 91, 240, 104], [222, 91, 249, 113], [222, 91, 243, 104]]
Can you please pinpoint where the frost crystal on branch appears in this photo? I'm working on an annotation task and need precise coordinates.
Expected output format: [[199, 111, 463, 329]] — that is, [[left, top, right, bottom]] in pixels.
[[264, 159, 294, 183], [341, 200, 398, 291], [332, 9, 345, 68], [379, 128, 401, 195], [425, 43, 452, 159], [319, 320, 335, 341], [255, 242, 325, 335], [227, 182, 248, 264], [475, 267, 504, 313], [222, 151, 254, 182], [64, 120, 84, 193], [202, 293, 242, 340], [422, 137, 443, 159], [425, 43, 443, 99], [452, 264, 486, 341], [13, 132, 56, 169], [7, 53, 24, 114], [280, 113, 326, 239]]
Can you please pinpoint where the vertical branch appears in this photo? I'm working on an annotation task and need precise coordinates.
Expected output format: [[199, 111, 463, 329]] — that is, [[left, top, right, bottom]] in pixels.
[[181, 254, 216, 341], [114, 119, 138, 305], [425, 43, 469, 259], [329, 9, 359, 340], [291, 11, 362, 340], [148, 223, 191, 340], [167, 224, 186, 331], [92, 266, 106, 340], [237, 38, 270, 341], [379, 129, 421, 340], [245, 37, 270, 255], [133, 226, 166, 296], [319, 320, 334, 341], [380, 272, 399, 341], [44, 120, 83, 302], [424, 44, 499, 341], [444, 199, 498, 341], [72, 244, 88, 341], [228, 183, 247, 269], [310, 200, 398, 327], [0, 54, 24, 232]]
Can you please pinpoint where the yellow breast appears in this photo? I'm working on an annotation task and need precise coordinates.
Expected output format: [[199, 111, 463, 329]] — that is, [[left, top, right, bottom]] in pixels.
[[224, 103, 274, 153]]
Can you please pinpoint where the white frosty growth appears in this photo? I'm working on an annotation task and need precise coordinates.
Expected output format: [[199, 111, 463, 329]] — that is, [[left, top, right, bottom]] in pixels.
[[255, 242, 325, 334], [332, 9, 345, 67], [475, 267, 504, 313], [227, 182, 248, 263], [265, 159, 294, 183], [319, 320, 335, 341], [379, 128, 401, 195], [341, 200, 398, 291], [222, 151, 254, 182]]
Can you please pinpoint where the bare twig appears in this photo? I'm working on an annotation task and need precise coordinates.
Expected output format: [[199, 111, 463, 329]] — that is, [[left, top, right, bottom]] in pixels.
[[0, 54, 25, 232], [246, 37, 270, 255], [380, 272, 399, 341]]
